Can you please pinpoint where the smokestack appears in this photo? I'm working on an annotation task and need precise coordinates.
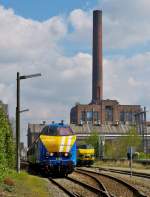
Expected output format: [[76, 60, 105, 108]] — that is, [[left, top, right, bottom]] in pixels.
[[92, 10, 103, 104]]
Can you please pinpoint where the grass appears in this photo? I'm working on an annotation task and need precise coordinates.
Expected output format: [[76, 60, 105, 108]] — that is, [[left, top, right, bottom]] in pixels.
[[0, 169, 52, 197], [94, 160, 150, 170]]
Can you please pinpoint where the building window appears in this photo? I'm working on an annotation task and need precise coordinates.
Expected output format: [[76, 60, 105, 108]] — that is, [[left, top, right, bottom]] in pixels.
[[126, 112, 132, 122], [81, 111, 86, 121], [105, 106, 113, 121], [87, 111, 93, 122], [120, 112, 125, 122], [132, 113, 136, 122], [120, 111, 135, 123], [93, 111, 99, 122]]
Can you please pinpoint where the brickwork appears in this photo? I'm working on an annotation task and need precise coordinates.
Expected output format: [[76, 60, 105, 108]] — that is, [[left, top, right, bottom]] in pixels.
[[92, 10, 103, 103], [70, 100, 142, 125]]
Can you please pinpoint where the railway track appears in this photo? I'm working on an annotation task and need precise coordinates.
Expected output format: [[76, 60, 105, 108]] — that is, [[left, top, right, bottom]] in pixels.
[[74, 170, 114, 197], [98, 167, 150, 179], [48, 177, 79, 197], [49, 175, 111, 197], [66, 176, 111, 196], [74, 169, 108, 191], [76, 168, 147, 197]]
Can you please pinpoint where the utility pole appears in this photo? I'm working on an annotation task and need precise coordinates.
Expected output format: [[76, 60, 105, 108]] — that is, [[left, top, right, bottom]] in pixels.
[[135, 107, 148, 154], [16, 72, 41, 173], [16, 72, 20, 173]]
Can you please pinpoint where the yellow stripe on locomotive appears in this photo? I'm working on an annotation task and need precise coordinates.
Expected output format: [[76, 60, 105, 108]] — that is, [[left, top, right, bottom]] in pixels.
[[40, 135, 76, 153], [78, 148, 94, 154]]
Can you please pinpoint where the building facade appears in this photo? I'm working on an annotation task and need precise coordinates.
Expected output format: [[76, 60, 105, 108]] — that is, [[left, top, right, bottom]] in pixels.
[[27, 123, 46, 147], [70, 100, 142, 126]]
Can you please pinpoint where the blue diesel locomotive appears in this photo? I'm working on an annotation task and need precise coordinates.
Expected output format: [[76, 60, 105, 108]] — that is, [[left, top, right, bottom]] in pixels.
[[27, 123, 76, 176]]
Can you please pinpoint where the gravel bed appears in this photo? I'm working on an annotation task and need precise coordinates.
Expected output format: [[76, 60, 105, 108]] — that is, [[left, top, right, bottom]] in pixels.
[[54, 177, 99, 197], [80, 168, 135, 197], [70, 172, 100, 189], [46, 178, 68, 197], [103, 171, 150, 197], [97, 174, 135, 197]]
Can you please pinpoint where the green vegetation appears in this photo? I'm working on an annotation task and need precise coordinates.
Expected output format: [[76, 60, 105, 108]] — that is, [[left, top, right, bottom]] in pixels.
[[0, 106, 16, 196], [94, 160, 150, 169], [105, 127, 142, 159], [0, 107, 15, 181], [138, 152, 150, 159], [12, 172, 51, 197], [0, 171, 52, 197], [85, 130, 99, 157], [0, 108, 52, 196]]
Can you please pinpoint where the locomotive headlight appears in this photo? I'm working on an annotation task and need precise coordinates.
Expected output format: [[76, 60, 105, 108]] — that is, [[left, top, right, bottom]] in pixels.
[[50, 152, 54, 156], [64, 152, 68, 157]]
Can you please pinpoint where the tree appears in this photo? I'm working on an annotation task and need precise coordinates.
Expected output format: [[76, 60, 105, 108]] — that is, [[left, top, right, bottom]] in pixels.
[[0, 107, 15, 168], [85, 130, 99, 157], [105, 127, 141, 159]]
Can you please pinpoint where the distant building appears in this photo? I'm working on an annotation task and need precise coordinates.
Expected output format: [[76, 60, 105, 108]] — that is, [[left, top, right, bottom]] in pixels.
[[70, 100, 142, 126], [70, 10, 150, 153], [20, 142, 27, 161], [27, 122, 46, 147], [70, 10, 142, 127]]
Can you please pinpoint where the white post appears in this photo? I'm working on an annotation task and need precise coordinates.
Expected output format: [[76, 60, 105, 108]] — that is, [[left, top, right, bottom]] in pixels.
[[130, 146, 132, 177]]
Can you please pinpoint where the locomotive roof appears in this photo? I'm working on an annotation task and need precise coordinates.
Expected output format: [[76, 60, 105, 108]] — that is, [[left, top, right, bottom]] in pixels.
[[47, 122, 69, 127]]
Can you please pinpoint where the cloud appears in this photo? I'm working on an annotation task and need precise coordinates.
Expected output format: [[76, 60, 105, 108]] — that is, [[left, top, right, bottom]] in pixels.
[[128, 77, 141, 87], [65, 1, 150, 49], [0, 6, 92, 124], [0, 2, 150, 145], [0, 5, 67, 64], [103, 52, 150, 106], [99, 0, 150, 48], [68, 9, 92, 44]]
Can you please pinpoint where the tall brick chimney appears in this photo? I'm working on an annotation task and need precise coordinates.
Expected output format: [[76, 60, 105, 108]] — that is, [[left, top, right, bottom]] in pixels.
[[92, 10, 103, 104]]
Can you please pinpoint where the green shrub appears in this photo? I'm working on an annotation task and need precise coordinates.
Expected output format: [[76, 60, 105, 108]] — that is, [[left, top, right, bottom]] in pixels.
[[0, 107, 15, 169], [138, 152, 150, 159]]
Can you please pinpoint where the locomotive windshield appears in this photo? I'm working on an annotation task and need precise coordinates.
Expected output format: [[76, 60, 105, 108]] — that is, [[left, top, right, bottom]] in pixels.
[[41, 126, 74, 136], [78, 144, 93, 149]]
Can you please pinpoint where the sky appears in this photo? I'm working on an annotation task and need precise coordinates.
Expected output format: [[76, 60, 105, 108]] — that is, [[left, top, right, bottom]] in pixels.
[[0, 0, 150, 145]]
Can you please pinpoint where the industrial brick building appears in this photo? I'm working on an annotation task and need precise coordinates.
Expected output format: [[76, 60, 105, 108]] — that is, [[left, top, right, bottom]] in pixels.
[[27, 122, 46, 147], [70, 10, 142, 126], [70, 100, 142, 126], [70, 10, 150, 153]]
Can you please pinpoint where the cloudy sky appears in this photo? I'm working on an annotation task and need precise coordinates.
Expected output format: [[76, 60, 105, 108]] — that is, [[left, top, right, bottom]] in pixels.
[[0, 0, 150, 145]]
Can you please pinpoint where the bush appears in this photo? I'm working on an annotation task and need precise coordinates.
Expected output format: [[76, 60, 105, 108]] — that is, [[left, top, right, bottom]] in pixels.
[[0, 107, 15, 169], [138, 152, 150, 159], [105, 127, 142, 159]]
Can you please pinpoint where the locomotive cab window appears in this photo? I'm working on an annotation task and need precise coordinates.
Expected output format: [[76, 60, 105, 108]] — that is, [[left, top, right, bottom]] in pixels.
[[41, 126, 74, 136], [79, 144, 93, 149], [58, 127, 73, 136], [41, 126, 49, 135]]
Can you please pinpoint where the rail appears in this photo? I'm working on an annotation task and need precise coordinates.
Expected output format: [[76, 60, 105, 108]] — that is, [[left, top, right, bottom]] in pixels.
[[77, 168, 147, 197]]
